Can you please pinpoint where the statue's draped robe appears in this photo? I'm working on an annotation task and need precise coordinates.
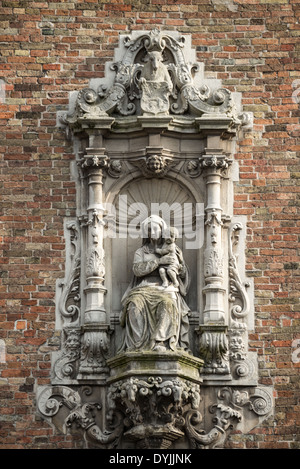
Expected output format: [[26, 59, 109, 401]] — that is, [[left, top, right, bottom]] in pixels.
[[119, 244, 190, 352]]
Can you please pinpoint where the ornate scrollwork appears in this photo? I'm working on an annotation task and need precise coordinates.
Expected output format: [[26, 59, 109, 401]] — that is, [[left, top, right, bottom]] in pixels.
[[37, 385, 81, 417], [184, 404, 242, 449], [58, 221, 81, 324], [248, 388, 273, 416], [53, 327, 81, 382], [217, 386, 272, 416], [63, 87, 107, 128], [228, 223, 250, 320], [37, 386, 123, 448], [184, 384, 271, 449], [108, 376, 201, 431], [62, 29, 245, 131]]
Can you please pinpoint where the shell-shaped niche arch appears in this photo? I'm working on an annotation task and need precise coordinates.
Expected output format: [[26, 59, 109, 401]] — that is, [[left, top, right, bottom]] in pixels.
[[104, 177, 203, 323]]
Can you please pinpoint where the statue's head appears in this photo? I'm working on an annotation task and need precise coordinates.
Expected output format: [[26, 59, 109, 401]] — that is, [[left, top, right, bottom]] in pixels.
[[141, 215, 168, 243], [164, 226, 179, 244], [146, 154, 164, 174], [145, 50, 163, 72], [64, 329, 81, 350]]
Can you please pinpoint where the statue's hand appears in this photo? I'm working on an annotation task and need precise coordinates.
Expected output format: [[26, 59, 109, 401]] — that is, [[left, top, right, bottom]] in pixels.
[[158, 255, 174, 265]]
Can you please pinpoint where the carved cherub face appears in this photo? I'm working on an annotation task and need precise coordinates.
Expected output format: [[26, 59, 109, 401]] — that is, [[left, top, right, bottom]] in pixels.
[[164, 227, 179, 244], [110, 160, 122, 173], [146, 155, 164, 173]]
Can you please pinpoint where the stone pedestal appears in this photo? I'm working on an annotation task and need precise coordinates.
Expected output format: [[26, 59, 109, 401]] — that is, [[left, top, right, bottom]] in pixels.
[[107, 351, 203, 449], [107, 350, 204, 383]]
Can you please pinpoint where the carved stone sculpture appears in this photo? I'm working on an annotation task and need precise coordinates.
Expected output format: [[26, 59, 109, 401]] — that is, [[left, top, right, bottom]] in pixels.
[[119, 216, 190, 353], [37, 385, 123, 448], [57, 221, 81, 325], [139, 48, 173, 116], [107, 376, 200, 449], [53, 327, 81, 383], [37, 28, 273, 450], [62, 28, 251, 131]]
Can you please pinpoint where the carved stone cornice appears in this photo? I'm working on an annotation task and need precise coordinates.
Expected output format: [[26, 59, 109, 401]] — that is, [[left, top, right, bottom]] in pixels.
[[107, 350, 204, 384]]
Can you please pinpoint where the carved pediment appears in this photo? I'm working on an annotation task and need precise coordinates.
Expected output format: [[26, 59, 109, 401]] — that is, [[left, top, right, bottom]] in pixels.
[[61, 29, 251, 134]]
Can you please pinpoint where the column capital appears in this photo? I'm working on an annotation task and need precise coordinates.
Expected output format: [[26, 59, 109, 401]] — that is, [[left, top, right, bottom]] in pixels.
[[200, 148, 232, 175], [79, 149, 110, 172]]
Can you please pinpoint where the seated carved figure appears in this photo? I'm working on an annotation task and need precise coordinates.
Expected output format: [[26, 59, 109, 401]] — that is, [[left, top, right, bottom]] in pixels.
[[119, 216, 190, 353]]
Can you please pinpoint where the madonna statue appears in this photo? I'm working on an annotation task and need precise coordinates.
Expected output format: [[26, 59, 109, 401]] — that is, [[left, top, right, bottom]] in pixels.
[[119, 215, 191, 353]]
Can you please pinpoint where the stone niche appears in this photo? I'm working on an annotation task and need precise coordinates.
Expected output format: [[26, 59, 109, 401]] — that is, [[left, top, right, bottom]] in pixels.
[[37, 29, 273, 450]]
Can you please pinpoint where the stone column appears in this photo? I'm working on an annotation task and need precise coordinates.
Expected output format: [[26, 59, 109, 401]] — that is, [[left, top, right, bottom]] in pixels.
[[201, 147, 229, 324], [198, 147, 232, 377], [78, 138, 110, 381]]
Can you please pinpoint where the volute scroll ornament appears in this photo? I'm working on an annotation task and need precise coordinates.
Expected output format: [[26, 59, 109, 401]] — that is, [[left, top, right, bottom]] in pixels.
[[184, 405, 242, 449], [37, 386, 124, 448], [53, 327, 81, 383], [217, 386, 273, 417], [228, 223, 251, 320], [57, 221, 81, 325]]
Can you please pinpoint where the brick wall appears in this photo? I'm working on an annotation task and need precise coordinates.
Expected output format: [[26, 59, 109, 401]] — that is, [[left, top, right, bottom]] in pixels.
[[0, 0, 299, 449]]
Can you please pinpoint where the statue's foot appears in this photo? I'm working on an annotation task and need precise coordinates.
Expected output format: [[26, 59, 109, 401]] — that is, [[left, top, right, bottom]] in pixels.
[[162, 282, 169, 288], [153, 342, 167, 352]]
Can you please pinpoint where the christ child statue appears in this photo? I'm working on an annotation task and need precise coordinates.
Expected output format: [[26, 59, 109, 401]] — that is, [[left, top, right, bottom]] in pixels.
[[155, 227, 183, 288]]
